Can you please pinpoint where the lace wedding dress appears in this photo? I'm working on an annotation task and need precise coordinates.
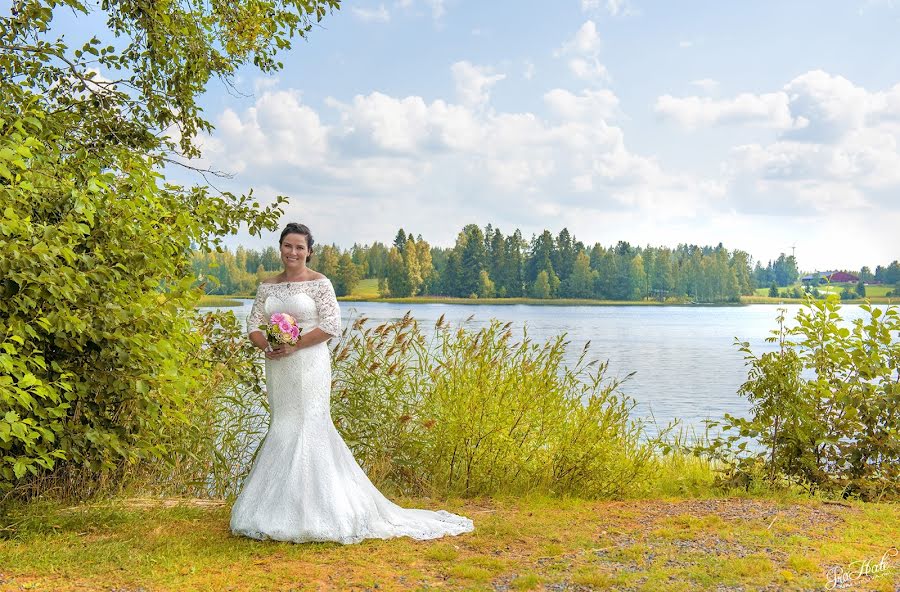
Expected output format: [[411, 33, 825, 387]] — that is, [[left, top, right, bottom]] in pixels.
[[230, 278, 475, 544]]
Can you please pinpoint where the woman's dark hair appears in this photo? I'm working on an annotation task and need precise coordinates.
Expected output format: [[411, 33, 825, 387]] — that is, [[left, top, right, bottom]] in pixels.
[[279, 223, 314, 263]]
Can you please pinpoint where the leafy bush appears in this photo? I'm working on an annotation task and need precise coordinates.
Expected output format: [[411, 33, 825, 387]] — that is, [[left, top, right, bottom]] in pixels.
[[697, 295, 900, 501], [1, 0, 337, 502], [128, 311, 269, 499], [0, 101, 279, 501]]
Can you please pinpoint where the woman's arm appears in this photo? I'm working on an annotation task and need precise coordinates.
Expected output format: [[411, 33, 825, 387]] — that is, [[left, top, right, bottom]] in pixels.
[[267, 327, 331, 359], [267, 279, 341, 359], [247, 284, 269, 352]]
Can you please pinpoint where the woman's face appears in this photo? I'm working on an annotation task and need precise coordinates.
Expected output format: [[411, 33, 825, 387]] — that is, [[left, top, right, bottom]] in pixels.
[[280, 233, 310, 269]]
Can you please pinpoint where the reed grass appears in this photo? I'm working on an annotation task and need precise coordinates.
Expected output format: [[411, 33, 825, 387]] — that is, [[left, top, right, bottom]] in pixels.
[[328, 312, 679, 500]]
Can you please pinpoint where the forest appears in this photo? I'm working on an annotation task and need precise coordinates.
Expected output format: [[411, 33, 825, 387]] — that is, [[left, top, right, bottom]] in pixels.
[[193, 224, 867, 303]]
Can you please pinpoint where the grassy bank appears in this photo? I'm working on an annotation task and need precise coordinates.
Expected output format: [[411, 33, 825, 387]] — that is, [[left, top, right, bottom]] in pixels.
[[1, 491, 897, 591], [196, 295, 245, 307], [195, 278, 896, 307]]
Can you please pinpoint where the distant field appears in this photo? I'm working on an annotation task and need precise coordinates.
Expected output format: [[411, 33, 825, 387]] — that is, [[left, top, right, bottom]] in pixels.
[[753, 283, 893, 298], [348, 277, 380, 298]]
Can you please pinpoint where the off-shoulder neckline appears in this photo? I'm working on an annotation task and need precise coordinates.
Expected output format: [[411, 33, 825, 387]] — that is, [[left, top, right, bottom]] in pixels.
[[261, 278, 329, 286]]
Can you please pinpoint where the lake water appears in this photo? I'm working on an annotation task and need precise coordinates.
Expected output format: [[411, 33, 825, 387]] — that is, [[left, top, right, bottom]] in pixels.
[[203, 300, 892, 442]]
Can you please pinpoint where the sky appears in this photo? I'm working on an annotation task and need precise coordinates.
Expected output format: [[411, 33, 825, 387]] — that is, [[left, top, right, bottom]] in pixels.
[[54, 0, 900, 272]]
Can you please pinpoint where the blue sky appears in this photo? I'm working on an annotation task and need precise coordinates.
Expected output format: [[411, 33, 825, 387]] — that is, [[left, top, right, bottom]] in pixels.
[[53, 0, 900, 271]]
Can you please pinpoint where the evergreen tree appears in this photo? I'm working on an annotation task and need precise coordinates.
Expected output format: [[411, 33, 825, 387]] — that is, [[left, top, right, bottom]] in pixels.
[[350, 243, 369, 278], [526, 230, 555, 284], [589, 243, 605, 271], [554, 228, 576, 281], [489, 227, 505, 287], [595, 250, 619, 299], [500, 229, 526, 297], [458, 224, 486, 297], [393, 229, 407, 253], [772, 253, 799, 287], [441, 250, 462, 297]]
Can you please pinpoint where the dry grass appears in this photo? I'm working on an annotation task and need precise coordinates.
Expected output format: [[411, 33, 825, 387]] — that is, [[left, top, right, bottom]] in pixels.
[[2, 492, 898, 591]]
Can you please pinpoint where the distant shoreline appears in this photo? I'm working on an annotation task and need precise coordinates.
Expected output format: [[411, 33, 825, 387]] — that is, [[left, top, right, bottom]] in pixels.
[[196, 294, 896, 308]]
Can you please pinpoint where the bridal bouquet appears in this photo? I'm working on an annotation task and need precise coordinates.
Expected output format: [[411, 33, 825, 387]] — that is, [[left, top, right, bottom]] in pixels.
[[259, 313, 302, 348]]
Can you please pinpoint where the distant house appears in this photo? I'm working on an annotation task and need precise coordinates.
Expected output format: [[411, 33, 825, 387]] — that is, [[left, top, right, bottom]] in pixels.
[[826, 271, 859, 283], [801, 270, 859, 284], [801, 272, 824, 283]]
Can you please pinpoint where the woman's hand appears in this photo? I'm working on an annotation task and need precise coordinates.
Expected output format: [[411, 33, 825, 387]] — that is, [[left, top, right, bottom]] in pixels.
[[265, 341, 302, 360]]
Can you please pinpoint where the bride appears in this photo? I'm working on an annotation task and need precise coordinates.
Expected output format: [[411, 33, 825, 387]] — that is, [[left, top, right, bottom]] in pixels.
[[230, 222, 475, 544]]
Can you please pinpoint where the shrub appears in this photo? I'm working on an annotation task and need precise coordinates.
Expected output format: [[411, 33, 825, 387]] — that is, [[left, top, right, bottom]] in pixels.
[[1, 0, 337, 503], [697, 295, 900, 501]]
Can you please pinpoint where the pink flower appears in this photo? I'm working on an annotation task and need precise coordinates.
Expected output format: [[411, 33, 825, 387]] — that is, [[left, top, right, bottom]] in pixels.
[[290, 326, 300, 340], [278, 321, 292, 333], [271, 313, 285, 324]]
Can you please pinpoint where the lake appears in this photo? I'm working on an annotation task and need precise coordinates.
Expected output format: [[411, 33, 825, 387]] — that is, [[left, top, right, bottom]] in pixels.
[[202, 300, 892, 442]]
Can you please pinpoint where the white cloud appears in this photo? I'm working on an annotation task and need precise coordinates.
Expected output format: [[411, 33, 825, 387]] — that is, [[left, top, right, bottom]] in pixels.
[[555, 21, 610, 84], [781, 70, 872, 142], [352, 4, 390, 22], [544, 88, 620, 121], [198, 64, 716, 223], [654, 70, 900, 216], [202, 89, 329, 176], [655, 92, 794, 130], [451, 61, 506, 109], [201, 66, 900, 272], [557, 20, 602, 55]]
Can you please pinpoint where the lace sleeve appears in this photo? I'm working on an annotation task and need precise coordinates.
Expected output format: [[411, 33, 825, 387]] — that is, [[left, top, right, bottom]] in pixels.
[[314, 279, 341, 338], [247, 285, 267, 337]]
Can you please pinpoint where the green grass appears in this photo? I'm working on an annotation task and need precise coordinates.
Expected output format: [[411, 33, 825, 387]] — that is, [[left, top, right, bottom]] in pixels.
[[349, 277, 380, 298], [753, 283, 894, 297], [2, 492, 897, 591]]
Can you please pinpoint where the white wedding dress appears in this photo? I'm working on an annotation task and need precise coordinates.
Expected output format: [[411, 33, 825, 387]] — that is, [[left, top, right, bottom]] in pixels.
[[230, 278, 474, 544]]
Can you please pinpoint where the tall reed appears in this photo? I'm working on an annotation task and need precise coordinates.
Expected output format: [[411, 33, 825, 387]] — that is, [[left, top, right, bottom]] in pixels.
[[330, 312, 665, 499]]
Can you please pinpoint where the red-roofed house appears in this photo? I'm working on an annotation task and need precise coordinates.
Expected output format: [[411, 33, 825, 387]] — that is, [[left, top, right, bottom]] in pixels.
[[825, 271, 859, 283]]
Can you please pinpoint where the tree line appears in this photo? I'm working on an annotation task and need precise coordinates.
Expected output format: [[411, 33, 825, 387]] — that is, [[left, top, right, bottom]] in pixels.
[[195, 224, 756, 302], [193, 224, 899, 302]]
